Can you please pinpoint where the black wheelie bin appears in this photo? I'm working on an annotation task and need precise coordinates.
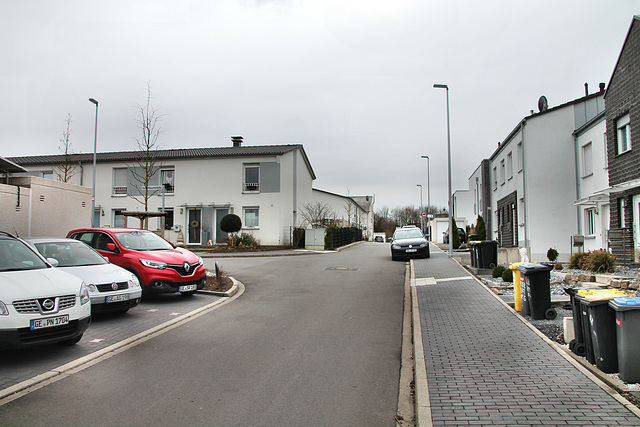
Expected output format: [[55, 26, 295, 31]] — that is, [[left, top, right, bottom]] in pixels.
[[517, 263, 555, 320]]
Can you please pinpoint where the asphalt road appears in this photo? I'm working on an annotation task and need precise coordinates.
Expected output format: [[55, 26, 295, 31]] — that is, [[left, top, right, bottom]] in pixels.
[[0, 242, 406, 426]]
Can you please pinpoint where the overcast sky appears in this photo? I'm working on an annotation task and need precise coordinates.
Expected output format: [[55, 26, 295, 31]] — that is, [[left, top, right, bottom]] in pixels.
[[1, 1, 638, 211]]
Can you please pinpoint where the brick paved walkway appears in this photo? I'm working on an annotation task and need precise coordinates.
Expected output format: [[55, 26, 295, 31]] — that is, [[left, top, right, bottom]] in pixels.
[[413, 246, 640, 427]]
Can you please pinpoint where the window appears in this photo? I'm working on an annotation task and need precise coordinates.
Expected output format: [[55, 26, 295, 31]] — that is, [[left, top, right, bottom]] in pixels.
[[243, 207, 259, 228], [603, 132, 609, 169], [161, 169, 175, 193], [582, 142, 593, 177], [113, 168, 128, 195], [585, 208, 595, 236], [42, 171, 53, 180], [500, 160, 505, 185], [620, 198, 627, 228], [506, 152, 513, 180], [617, 114, 631, 154], [158, 208, 174, 230], [244, 165, 259, 192], [517, 142, 523, 171], [113, 209, 126, 227], [492, 167, 497, 190]]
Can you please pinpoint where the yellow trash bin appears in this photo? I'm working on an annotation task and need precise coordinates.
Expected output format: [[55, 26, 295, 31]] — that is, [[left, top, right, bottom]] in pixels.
[[509, 263, 525, 312]]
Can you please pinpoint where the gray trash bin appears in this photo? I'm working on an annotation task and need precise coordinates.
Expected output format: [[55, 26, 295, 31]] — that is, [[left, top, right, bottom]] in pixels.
[[609, 296, 640, 383]]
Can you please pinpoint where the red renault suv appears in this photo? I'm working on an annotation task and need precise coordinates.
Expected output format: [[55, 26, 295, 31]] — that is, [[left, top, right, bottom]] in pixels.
[[67, 228, 206, 296]]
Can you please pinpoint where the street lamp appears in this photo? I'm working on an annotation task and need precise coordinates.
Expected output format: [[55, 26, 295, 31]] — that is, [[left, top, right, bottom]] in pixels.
[[416, 184, 423, 232], [433, 83, 452, 256], [421, 155, 431, 241], [89, 98, 98, 227]]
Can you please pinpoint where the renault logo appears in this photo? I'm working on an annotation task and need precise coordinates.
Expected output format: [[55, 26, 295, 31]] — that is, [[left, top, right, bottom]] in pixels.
[[183, 262, 190, 273]]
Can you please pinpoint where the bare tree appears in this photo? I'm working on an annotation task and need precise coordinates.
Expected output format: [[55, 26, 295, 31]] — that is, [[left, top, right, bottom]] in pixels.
[[300, 202, 336, 228], [54, 113, 78, 182], [129, 82, 164, 211]]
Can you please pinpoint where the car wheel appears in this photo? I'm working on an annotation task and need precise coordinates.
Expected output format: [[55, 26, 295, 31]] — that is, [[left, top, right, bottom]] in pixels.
[[424, 252, 430, 259], [60, 334, 83, 345]]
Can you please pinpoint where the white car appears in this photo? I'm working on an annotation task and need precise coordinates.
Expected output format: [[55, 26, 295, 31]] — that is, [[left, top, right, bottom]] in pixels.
[[26, 238, 142, 314], [0, 232, 91, 349]]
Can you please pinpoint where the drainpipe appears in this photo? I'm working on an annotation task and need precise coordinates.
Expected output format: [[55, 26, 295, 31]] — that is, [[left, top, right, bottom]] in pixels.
[[292, 149, 298, 228], [520, 121, 529, 248], [573, 132, 582, 235]]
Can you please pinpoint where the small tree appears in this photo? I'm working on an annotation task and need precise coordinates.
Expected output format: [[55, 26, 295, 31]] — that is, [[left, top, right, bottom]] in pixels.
[[220, 214, 242, 246], [451, 217, 461, 249], [301, 202, 335, 228], [55, 113, 79, 183], [475, 215, 486, 240]]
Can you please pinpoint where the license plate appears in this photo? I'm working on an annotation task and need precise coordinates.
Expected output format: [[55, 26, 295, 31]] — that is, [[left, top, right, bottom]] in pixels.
[[179, 284, 198, 292], [106, 294, 130, 303], [406, 249, 417, 253], [30, 315, 69, 330]]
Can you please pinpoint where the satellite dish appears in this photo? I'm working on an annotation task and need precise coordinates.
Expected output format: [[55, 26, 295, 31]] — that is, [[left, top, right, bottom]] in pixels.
[[538, 95, 548, 112]]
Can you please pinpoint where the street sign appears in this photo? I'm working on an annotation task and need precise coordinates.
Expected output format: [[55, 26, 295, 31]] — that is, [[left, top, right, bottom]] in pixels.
[[421, 211, 427, 218]]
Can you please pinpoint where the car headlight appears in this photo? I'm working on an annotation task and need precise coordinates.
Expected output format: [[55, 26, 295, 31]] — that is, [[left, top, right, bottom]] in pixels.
[[80, 283, 90, 305], [420, 242, 428, 248], [196, 257, 204, 267], [140, 258, 167, 269], [0, 301, 8, 316], [129, 274, 141, 288], [392, 244, 401, 250]]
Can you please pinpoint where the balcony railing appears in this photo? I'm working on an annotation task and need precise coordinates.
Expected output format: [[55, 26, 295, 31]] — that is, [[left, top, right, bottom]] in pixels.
[[244, 182, 259, 192], [112, 186, 127, 195]]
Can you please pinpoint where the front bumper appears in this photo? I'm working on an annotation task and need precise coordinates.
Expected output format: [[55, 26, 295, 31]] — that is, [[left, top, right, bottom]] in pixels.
[[144, 274, 207, 295], [391, 246, 430, 259], [0, 316, 91, 349]]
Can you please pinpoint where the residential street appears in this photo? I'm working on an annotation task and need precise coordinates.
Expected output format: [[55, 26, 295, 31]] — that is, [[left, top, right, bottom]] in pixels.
[[0, 243, 405, 426]]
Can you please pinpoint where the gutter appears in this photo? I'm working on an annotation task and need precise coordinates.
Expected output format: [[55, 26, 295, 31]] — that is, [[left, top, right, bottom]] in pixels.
[[521, 121, 529, 248]]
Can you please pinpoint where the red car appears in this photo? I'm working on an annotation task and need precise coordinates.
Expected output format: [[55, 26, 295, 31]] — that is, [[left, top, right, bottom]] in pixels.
[[67, 228, 206, 296]]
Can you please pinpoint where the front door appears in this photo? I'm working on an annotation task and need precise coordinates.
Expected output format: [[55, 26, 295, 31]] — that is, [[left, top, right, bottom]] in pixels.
[[216, 209, 229, 243], [188, 209, 201, 245], [634, 195, 640, 263]]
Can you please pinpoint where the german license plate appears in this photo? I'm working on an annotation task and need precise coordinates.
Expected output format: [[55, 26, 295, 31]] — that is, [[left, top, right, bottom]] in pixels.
[[406, 249, 417, 253], [30, 315, 69, 330], [106, 294, 129, 303], [179, 284, 198, 292]]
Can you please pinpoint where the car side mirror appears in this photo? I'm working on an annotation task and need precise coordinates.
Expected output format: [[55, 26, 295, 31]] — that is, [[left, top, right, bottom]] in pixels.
[[47, 257, 59, 267], [106, 243, 117, 252]]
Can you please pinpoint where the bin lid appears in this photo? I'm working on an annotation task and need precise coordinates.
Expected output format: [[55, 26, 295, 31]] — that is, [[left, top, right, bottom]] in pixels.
[[576, 289, 628, 301], [509, 262, 526, 270], [609, 296, 640, 311], [516, 263, 552, 274], [469, 241, 481, 245]]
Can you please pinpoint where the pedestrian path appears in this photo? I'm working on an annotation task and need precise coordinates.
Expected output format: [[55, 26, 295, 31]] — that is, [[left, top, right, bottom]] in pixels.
[[412, 245, 640, 427]]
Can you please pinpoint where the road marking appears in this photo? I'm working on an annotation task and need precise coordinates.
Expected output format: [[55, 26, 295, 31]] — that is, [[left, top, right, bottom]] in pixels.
[[414, 278, 437, 286], [435, 276, 473, 283]]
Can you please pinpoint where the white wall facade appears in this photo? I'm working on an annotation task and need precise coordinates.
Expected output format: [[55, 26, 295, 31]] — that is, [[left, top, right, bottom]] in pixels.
[[452, 189, 473, 228]]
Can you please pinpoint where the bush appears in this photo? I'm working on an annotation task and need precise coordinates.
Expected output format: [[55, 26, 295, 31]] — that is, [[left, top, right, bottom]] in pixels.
[[583, 249, 616, 273], [451, 217, 461, 249], [568, 252, 588, 269], [236, 232, 259, 248], [492, 265, 506, 278], [502, 268, 513, 283], [475, 215, 486, 241], [554, 262, 563, 270], [220, 214, 242, 234], [547, 248, 559, 262]]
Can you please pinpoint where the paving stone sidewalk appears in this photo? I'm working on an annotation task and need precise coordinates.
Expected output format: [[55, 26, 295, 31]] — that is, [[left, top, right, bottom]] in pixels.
[[413, 246, 640, 427]]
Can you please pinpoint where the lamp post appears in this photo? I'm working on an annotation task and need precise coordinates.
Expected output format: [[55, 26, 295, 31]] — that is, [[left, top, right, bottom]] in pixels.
[[89, 98, 99, 227], [416, 184, 423, 232], [421, 155, 431, 241], [433, 83, 452, 256]]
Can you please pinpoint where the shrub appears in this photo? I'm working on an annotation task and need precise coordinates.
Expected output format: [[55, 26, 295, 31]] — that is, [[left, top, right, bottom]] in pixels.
[[475, 215, 486, 240], [568, 252, 588, 269], [554, 262, 563, 270], [220, 214, 242, 234], [451, 217, 461, 249], [236, 232, 259, 248], [492, 265, 506, 278], [546, 248, 559, 262], [583, 249, 616, 273], [502, 268, 513, 283]]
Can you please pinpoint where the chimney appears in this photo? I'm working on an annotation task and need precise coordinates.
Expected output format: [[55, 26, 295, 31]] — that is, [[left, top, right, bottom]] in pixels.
[[232, 136, 243, 147], [584, 82, 589, 96], [599, 82, 606, 92]]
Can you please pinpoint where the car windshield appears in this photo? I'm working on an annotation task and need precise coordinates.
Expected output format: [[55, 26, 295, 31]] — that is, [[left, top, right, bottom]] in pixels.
[[394, 229, 423, 240], [34, 241, 108, 267], [0, 238, 49, 272], [113, 231, 173, 251]]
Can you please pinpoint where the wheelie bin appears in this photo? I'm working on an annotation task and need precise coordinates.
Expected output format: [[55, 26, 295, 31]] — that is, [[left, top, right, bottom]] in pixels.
[[478, 240, 498, 268], [576, 289, 631, 373], [563, 286, 599, 357], [469, 241, 480, 268], [516, 263, 555, 320], [609, 296, 640, 383], [509, 263, 525, 312]]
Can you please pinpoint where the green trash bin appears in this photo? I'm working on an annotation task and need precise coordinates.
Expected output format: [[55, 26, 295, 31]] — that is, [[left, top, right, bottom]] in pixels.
[[609, 296, 640, 383]]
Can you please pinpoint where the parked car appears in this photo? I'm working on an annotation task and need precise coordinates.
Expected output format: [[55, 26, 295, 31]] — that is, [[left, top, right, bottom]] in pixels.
[[390, 227, 430, 260], [67, 228, 206, 296], [26, 237, 142, 314], [443, 228, 467, 244], [374, 235, 384, 243], [0, 232, 91, 349]]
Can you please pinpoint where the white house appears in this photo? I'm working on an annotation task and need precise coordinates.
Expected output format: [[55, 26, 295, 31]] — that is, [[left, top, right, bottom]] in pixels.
[[486, 87, 605, 262], [8, 138, 374, 246], [573, 111, 610, 252]]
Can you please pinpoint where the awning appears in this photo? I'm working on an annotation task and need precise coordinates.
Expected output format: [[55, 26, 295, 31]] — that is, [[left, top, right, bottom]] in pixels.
[[0, 156, 28, 174], [605, 178, 640, 194], [574, 193, 610, 206]]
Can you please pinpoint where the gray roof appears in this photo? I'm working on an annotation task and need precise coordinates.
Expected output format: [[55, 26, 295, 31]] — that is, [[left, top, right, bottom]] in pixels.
[[0, 156, 29, 173], [7, 144, 316, 179]]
